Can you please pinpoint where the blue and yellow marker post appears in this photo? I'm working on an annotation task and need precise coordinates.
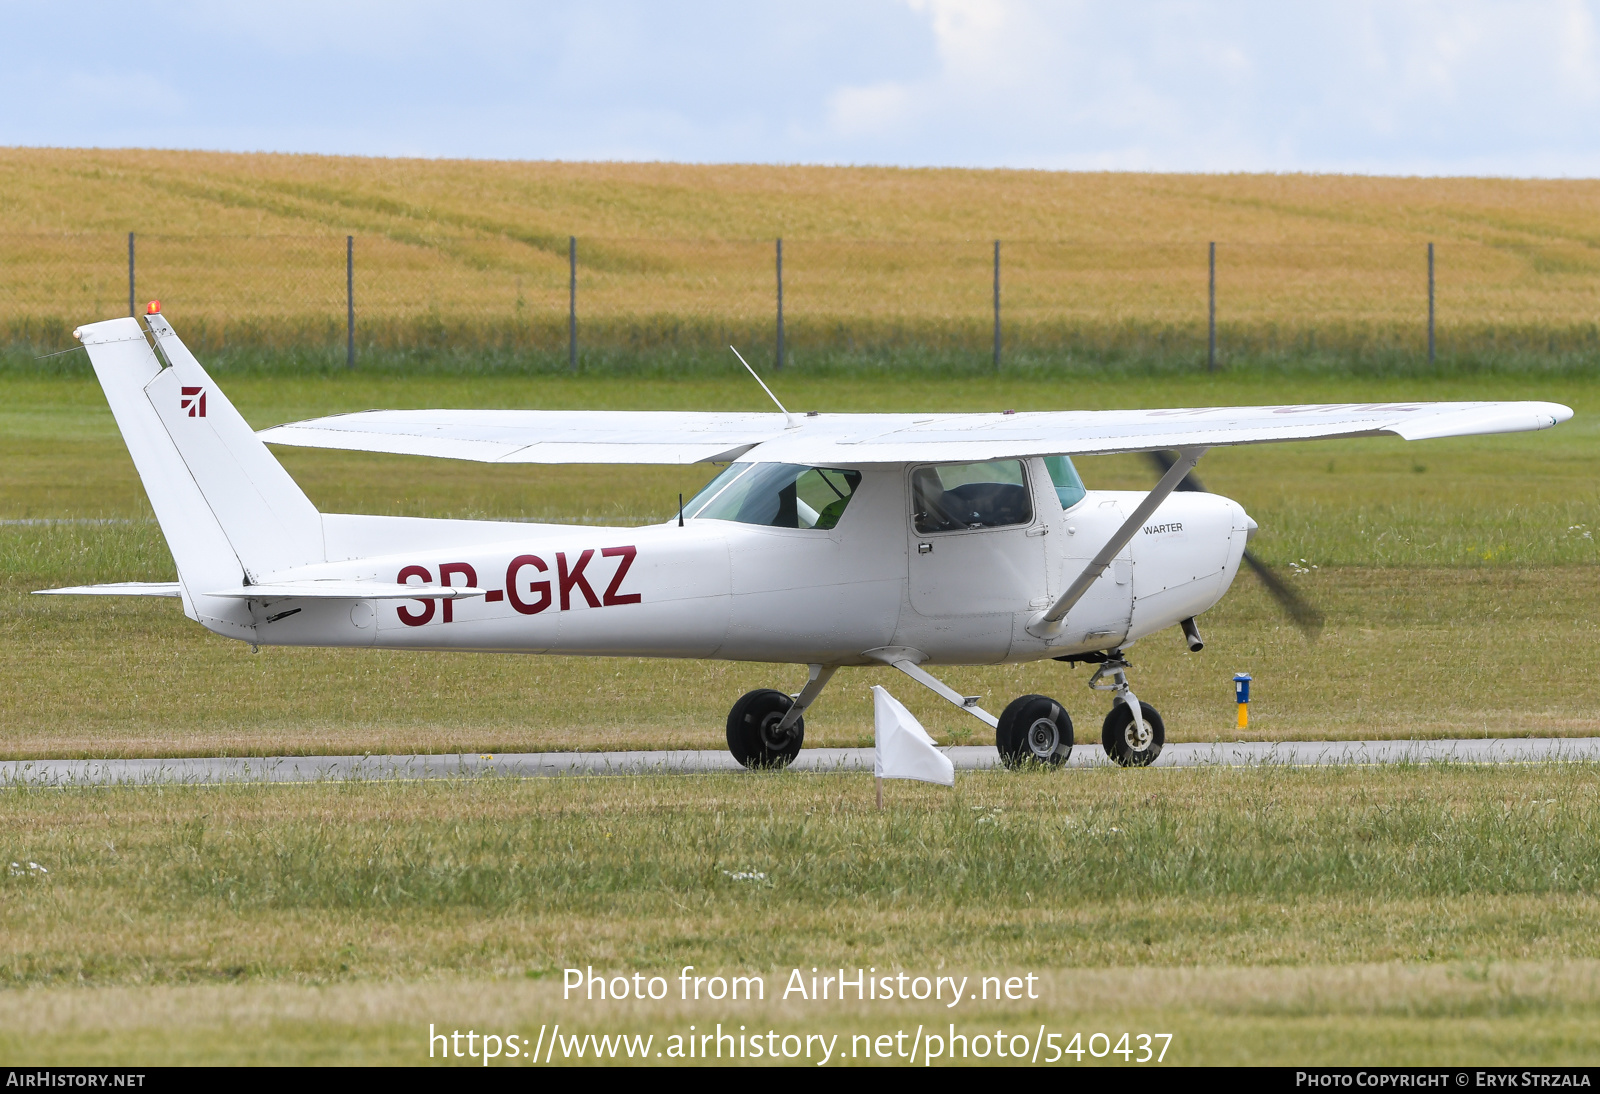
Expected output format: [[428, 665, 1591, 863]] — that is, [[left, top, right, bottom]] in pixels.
[[1234, 673, 1252, 730]]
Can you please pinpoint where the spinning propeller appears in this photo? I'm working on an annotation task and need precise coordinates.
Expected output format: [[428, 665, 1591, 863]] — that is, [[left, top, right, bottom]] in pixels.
[[1144, 451, 1324, 639]]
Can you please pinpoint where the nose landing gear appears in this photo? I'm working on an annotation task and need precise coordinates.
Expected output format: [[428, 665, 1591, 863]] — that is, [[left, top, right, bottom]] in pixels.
[[1088, 652, 1165, 767]]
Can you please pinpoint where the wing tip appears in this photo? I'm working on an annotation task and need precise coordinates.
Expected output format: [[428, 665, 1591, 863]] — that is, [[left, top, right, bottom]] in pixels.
[[1388, 401, 1576, 442]]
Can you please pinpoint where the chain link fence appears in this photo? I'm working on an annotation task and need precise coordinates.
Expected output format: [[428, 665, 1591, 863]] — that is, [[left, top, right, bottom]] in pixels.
[[4, 232, 1598, 371]]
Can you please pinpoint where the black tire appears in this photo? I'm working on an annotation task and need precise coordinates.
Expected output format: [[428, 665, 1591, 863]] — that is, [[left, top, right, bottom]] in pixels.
[[726, 688, 805, 769], [1101, 700, 1165, 767], [996, 694, 1074, 769]]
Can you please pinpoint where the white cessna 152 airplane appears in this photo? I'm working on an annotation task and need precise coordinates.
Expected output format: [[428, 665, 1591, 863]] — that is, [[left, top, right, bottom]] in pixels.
[[48, 309, 1571, 769]]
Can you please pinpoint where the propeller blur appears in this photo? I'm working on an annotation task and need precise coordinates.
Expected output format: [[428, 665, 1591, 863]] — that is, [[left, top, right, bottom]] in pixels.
[[1144, 450, 1324, 638]]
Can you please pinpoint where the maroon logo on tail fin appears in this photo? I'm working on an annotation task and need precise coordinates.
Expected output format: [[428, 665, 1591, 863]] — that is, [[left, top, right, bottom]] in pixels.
[[180, 386, 207, 417]]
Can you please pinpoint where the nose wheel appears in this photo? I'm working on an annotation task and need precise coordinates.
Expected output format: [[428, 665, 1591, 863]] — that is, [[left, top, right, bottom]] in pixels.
[[1101, 699, 1165, 766], [1087, 652, 1165, 767]]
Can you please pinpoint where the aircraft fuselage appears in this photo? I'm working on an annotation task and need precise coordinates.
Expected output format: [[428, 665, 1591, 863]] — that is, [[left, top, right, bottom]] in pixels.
[[226, 460, 1250, 666]]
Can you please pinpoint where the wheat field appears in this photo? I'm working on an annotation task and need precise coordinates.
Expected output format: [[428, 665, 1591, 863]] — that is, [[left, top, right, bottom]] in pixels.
[[4, 148, 1600, 356]]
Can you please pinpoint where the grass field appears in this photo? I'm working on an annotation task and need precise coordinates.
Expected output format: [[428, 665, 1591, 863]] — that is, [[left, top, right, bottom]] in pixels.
[[6, 149, 1600, 368], [2, 766, 1599, 1064]]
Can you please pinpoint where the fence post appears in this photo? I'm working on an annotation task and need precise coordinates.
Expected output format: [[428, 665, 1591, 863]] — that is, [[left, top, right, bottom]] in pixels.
[[993, 239, 1001, 370], [346, 235, 355, 370], [775, 237, 784, 371], [127, 232, 135, 317], [1207, 241, 1217, 372], [1427, 241, 1435, 365], [568, 236, 577, 372]]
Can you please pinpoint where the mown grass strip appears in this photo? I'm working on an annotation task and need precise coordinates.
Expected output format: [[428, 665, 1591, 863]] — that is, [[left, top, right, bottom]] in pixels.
[[1, 766, 1597, 989]]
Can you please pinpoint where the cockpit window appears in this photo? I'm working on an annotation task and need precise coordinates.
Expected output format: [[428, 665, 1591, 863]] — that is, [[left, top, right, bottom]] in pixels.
[[683, 462, 861, 529], [682, 463, 748, 519], [912, 460, 1033, 534], [1044, 455, 1087, 510]]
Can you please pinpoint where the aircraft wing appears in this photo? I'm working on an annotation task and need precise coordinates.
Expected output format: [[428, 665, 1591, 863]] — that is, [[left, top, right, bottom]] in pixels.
[[258, 402, 1572, 465], [258, 410, 786, 464]]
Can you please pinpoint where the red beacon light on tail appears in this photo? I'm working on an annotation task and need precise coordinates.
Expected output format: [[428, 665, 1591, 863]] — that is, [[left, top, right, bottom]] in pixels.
[[146, 300, 161, 315]]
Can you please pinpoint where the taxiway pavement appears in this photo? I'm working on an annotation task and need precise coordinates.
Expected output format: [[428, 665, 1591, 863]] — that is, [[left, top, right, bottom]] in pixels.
[[3, 737, 1598, 787]]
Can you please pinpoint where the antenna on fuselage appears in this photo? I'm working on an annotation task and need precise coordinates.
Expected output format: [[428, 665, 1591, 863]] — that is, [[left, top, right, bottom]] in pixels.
[[730, 346, 798, 428]]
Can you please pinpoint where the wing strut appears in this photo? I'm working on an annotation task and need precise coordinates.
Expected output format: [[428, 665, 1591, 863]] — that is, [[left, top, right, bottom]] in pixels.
[[1028, 447, 1208, 641]]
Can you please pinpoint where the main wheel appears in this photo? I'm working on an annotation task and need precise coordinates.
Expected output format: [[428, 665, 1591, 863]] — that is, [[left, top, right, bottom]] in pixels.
[[1101, 700, 1165, 767], [726, 688, 805, 769], [996, 694, 1074, 769]]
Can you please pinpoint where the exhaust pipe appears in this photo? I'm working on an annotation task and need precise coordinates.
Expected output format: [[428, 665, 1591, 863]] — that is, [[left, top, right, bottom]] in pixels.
[[1180, 617, 1204, 652]]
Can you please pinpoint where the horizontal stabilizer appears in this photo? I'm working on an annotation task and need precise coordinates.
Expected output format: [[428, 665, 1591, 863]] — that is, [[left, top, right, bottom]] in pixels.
[[204, 581, 486, 600], [34, 582, 183, 597]]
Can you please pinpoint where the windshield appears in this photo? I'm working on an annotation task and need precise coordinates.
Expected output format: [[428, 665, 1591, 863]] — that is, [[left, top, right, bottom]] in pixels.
[[911, 460, 1033, 534], [1044, 455, 1087, 509], [683, 462, 861, 529]]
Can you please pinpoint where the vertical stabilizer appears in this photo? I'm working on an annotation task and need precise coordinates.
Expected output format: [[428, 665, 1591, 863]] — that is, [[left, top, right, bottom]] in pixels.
[[75, 313, 326, 639], [142, 312, 324, 580], [76, 317, 243, 608]]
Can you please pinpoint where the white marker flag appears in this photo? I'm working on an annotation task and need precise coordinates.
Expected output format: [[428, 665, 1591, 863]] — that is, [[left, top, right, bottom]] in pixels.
[[872, 685, 955, 787]]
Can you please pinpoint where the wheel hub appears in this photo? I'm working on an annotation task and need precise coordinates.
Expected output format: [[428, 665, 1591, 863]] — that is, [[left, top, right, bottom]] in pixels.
[[759, 710, 796, 750], [1027, 716, 1059, 758], [1123, 709, 1153, 751]]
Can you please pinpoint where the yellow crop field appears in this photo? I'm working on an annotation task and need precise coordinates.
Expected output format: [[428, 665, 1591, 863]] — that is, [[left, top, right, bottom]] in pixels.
[[3, 147, 1600, 353]]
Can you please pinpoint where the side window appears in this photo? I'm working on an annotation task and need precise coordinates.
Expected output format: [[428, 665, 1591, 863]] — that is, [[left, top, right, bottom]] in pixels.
[[912, 460, 1033, 534], [1044, 455, 1087, 510], [793, 467, 861, 529], [685, 462, 861, 529]]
